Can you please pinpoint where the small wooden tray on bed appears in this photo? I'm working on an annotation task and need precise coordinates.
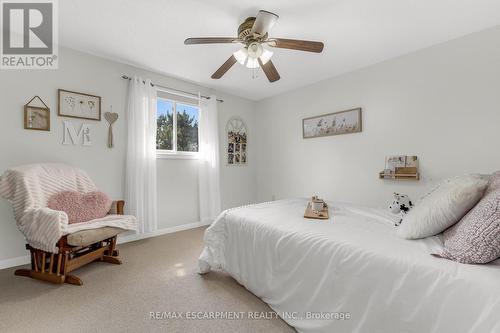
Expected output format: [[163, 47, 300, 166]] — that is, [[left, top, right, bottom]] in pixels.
[[304, 202, 329, 220]]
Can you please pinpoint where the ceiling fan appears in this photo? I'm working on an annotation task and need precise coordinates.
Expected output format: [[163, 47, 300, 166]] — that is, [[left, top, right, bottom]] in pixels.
[[184, 10, 324, 83]]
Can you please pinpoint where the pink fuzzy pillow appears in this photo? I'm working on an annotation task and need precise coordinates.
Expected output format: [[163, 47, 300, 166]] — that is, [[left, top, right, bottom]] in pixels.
[[47, 191, 112, 224]]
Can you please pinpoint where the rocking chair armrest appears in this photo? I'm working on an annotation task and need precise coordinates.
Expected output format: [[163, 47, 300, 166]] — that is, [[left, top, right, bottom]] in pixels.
[[108, 200, 125, 215]]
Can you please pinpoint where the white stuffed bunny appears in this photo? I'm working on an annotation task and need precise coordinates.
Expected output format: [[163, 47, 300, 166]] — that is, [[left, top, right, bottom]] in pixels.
[[388, 192, 413, 226]]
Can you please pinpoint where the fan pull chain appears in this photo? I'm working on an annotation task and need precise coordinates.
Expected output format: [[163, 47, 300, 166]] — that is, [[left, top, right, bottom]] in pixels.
[[252, 67, 258, 80]]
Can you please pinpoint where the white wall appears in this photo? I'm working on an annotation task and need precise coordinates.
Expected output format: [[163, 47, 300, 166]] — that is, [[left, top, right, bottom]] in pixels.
[[2, 25, 499, 263], [218, 92, 258, 210], [0, 47, 257, 261], [255, 26, 500, 207]]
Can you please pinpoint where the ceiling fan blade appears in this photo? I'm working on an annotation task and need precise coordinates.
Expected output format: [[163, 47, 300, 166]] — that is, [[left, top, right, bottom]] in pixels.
[[258, 58, 280, 82], [269, 38, 324, 53], [251, 10, 279, 36], [184, 37, 240, 45], [211, 55, 237, 79]]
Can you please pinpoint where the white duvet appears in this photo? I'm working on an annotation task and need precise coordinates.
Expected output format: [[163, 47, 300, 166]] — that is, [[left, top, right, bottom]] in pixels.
[[199, 199, 500, 333]]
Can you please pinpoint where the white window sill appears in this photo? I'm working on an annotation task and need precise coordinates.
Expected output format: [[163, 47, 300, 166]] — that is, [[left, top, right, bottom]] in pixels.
[[156, 151, 199, 160]]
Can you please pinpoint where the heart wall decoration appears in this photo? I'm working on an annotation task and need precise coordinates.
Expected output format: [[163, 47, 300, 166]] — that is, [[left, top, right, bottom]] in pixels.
[[104, 111, 118, 148]]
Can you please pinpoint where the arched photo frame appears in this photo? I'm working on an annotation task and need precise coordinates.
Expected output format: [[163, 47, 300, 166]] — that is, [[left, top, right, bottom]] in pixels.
[[225, 117, 247, 166]]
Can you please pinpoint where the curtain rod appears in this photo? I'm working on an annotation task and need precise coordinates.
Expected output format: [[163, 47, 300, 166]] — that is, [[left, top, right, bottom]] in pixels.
[[121, 75, 224, 103]]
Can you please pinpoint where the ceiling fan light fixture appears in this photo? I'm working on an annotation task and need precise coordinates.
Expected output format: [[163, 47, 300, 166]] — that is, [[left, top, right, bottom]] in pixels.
[[245, 57, 259, 69], [259, 48, 273, 65], [233, 48, 248, 65], [185, 9, 324, 82], [247, 42, 263, 58]]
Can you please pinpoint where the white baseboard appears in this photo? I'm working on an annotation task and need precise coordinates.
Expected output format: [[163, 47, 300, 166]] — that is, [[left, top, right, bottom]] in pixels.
[[0, 255, 30, 270], [0, 221, 210, 270], [117, 220, 210, 244]]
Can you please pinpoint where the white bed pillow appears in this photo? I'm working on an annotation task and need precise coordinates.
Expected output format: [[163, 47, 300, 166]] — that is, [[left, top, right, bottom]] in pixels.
[[396, 174, 488, 239]]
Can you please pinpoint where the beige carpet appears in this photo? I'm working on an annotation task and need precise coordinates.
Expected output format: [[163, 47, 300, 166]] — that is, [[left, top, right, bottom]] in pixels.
[[0, 227, 295, 333]]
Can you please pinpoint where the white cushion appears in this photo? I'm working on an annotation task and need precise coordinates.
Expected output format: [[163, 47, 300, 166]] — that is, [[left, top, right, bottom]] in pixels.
[[397, 174, 489, 239]]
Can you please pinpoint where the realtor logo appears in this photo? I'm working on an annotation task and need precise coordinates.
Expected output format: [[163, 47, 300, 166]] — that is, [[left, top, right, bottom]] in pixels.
[[1, 0, 58, 69]]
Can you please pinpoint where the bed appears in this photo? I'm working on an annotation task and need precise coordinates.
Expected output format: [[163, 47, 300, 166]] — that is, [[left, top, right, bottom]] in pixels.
[[199, 199, 500, 333]]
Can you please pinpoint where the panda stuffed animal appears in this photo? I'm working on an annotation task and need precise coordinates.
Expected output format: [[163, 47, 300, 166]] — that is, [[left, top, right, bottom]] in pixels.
[[388, 192, 413, 226]]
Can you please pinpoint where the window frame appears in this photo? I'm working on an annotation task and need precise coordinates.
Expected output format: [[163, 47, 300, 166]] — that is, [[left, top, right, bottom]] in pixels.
[[156, 96, 200, 160]]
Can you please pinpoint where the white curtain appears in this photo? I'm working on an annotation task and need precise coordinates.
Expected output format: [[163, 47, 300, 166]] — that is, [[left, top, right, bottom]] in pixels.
[[125, 77, 158, 234], [198, 95, 221, 224]]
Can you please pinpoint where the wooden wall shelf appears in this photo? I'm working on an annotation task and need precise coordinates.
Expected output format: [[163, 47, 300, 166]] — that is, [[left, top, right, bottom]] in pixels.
[[379, 172, 420, 180], [379, 166, 420, 180]]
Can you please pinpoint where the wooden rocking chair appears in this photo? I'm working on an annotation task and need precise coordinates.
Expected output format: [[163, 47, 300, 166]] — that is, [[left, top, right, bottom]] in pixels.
[[15, 201, 126, 286], [0, 163, 137, 286]]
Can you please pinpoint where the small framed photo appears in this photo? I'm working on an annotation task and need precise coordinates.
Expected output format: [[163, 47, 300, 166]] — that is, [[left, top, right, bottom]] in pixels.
[[24, 106, 50, 131], [405, 156, 418, 168], [58, 89, 101, 121]]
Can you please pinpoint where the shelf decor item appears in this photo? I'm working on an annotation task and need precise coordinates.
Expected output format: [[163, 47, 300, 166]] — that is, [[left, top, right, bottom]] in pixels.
[[303, 107, 362, 139], [226, 117, 247, 166], [24, 96, 50, 131], [58, 89, 101, 121], [379, 155, 419, 180]]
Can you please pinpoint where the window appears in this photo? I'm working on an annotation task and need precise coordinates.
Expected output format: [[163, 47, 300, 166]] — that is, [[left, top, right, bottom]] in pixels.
[[156, 97, 199, 158]]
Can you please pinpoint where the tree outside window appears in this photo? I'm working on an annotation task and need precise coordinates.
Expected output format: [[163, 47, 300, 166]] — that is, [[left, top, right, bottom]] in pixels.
[[156, 98, 199, 153]]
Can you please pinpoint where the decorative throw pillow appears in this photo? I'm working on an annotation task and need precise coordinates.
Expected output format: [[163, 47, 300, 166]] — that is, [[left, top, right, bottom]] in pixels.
[[396, 174, 488, 239], [47, 191, 112, 224], [484, 171, 500, 195], [439, 172, 500, 263]]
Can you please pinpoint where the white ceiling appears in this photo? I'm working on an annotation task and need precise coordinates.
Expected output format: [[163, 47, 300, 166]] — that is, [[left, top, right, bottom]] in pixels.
[[60, 0, 500, 100]]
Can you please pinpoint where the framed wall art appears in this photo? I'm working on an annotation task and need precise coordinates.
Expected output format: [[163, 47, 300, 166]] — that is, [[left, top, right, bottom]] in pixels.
[[24, 96, 50, 131], [303, 107, 362, 139], [58, 89, 101, 121], [226, 117, 247, 166]]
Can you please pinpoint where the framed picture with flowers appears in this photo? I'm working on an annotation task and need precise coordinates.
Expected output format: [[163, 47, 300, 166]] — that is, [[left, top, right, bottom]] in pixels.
[[58, 89, 101, 121], [303, 107, 362, 139]]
